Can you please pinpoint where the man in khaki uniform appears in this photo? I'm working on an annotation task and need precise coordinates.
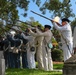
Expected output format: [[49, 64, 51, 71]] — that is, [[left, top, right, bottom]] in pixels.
[[29, 27, 44, 70], [33, 36, 44, 70], [29, 25, 53, 71]]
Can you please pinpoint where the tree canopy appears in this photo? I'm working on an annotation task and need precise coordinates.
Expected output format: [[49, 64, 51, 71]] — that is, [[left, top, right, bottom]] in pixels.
[[0, 0, 29, 24], [0, 0, 76, 35], [34, 0, 75, 18]]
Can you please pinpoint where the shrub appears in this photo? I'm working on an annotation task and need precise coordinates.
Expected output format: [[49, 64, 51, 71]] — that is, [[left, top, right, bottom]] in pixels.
[[51, 48, 63, 61]]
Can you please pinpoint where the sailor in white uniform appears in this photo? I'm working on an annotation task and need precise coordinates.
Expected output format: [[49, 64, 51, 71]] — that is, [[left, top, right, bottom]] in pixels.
[[52, 18, 73, 62]]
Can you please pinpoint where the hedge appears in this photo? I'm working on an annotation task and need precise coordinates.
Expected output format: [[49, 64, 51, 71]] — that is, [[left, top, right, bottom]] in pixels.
[[51, 48, 63, 62]]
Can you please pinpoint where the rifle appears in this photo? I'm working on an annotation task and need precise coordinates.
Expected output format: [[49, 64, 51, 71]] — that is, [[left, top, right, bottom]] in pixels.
[[17, 20, 35, 29], [6, 26, 22, 33], [6, 23, 35, 34], [31, 10, 61, 26], [31, 10, 52, 21], [17, 20, 32, 26]]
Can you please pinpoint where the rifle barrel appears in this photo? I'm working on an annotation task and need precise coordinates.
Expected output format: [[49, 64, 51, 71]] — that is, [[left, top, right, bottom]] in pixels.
[[31, 10, 61, 26], [17, 20, 32, 26], [31, 10, 52, 21], [17, 20, 35, 29]]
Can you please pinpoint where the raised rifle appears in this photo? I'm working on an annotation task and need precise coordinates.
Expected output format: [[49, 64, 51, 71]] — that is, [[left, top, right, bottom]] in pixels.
[[17, 20, 35, 29], [31, 10, 61, 26], [31, 10, 52, 21]]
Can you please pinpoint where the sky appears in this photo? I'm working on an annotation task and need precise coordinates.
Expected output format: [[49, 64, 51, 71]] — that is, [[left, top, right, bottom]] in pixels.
[[18, 0, 76, 26]]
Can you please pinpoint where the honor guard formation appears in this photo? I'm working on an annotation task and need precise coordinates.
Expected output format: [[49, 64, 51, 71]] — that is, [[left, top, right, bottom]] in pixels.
[[0, 15, 75, 71]]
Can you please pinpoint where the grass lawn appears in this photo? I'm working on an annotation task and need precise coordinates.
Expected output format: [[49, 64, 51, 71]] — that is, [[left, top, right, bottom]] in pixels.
[[53, 62, 63, 69], [6, 62, 63, 75]]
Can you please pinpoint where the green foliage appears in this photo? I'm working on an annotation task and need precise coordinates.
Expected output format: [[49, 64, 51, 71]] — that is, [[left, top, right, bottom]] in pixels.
[[46, 0, 62, 11], [36, 0, 41, 7], [33, 0, 75, 18], [0, 0, 29, 24], [51, 37, 57, 43], [26, 17, 43, 29], [15, 17, 44, 32], [71, 18, 76, 33], [18, 22, 28, 31], [0, 0, 30, 35], [52, 28, 61, 43], [0, 0, 75, 36], [51, 49, 63, 62]]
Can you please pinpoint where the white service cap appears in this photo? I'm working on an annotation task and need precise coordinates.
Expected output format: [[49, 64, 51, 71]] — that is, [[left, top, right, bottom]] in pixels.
[[53, 16, 60, 23]]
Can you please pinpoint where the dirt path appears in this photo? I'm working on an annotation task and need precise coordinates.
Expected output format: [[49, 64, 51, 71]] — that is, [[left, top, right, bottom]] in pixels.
[[53, 62, 63, 64]]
